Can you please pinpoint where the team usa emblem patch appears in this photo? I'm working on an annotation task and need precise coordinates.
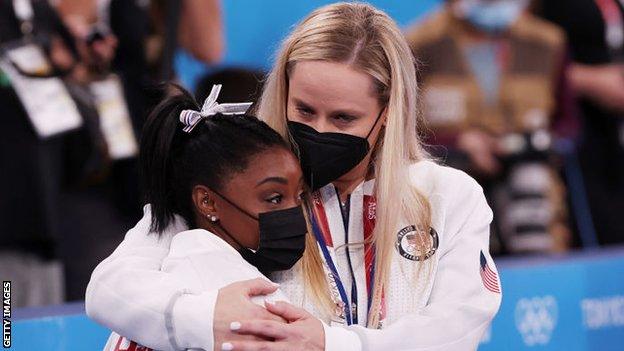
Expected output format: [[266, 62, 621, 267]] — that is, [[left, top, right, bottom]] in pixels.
[[395, 225, 439, 261], [480, 250, 501, 294]]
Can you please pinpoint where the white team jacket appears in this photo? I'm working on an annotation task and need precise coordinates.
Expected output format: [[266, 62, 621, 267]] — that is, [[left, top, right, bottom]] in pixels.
[[86, 160, 502, 351], [102, 229, 291, 351]]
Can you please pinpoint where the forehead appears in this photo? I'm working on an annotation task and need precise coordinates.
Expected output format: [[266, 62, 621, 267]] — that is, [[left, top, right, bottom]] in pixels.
[[288, 60, 379, 111], [225, 148, 301, 187]]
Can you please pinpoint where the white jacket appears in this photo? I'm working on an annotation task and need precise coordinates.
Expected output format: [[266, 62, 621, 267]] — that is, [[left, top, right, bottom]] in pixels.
[[102, 229, 290, 351], [86, 160, 502, 351]]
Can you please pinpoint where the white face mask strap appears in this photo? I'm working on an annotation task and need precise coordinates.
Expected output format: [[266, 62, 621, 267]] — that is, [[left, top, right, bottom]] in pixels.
[[179, 84, 253, 133]]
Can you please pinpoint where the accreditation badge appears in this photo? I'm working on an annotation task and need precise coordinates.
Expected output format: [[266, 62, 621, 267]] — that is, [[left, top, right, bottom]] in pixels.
[[395, 225, 439, 261], [90, 75, 138, 159], [0, 42, 82, 138]]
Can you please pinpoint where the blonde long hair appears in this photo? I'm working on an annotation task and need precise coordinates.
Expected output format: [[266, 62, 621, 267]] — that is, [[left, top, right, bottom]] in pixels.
[[256, 2, 432, 327]]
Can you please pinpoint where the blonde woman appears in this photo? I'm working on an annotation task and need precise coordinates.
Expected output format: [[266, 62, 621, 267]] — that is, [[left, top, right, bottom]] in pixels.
[[86, 3, 501, 351]]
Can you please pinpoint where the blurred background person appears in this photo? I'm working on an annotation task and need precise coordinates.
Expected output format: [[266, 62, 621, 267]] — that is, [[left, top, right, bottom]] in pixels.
[[50, 0, 225, 302], [0, 0, 98, 307], [534, 0, 624, 247], [56, 0, 225, 217], [406, 0, 578, 255], [0, 0, 224, 306]]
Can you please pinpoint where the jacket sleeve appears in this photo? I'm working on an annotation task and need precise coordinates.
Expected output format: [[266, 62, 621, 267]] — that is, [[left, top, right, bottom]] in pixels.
[[85, 206, 218, 351], [325, 176, 502, 351]]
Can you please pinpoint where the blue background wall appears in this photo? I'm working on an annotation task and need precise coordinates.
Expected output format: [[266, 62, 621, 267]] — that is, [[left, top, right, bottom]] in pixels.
[[175, 0, 442, 89], [480, 249, 624, 351]]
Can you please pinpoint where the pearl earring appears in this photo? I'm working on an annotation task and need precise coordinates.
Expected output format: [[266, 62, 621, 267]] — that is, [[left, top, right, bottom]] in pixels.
[[208, 215, 218, 222]]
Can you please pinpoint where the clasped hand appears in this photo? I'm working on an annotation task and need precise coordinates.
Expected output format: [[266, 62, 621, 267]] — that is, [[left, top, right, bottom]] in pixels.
[[214, 279, 325, 351]]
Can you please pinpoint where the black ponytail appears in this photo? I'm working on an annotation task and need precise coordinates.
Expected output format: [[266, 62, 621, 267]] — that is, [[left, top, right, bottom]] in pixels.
[[140, 84, 288, 234]]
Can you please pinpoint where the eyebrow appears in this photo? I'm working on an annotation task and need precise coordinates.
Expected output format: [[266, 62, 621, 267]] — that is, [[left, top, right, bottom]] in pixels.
[[256, 177, 289, 187], [255, 176, 305, 188], [292, 98, 365, 117], [293, 98, 315, 111]]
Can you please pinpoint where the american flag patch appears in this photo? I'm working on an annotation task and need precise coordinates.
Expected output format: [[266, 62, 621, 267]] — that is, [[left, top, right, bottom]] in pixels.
[[480, 250, 500, 294]]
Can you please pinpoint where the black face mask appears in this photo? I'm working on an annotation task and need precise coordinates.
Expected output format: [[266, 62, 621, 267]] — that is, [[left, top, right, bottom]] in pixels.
[[287, 108, 384, 190], [212, 191, 307, 273]]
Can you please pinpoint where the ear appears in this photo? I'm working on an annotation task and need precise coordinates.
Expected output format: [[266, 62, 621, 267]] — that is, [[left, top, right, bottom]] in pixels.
[[192, 185, 219, 220]]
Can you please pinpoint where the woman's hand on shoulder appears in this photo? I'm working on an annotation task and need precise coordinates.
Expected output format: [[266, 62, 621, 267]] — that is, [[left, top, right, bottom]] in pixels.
[[214, 279, 287, 350], [221, 301, 325, 351]]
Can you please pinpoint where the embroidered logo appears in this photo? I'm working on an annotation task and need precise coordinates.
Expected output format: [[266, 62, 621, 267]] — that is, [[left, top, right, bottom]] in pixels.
[[395, 225, 438, 261]]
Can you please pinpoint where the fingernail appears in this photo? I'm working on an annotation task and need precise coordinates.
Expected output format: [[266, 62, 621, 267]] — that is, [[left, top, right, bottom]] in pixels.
[[271, 282, 280, 287], [222, 342, 234, 351], [230, 321, 241, 331]]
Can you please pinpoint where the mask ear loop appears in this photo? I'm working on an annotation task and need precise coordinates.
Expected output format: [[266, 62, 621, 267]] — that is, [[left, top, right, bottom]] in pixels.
[[210, 189, 259, 221], [365, 107, 387, 140], [364, 107, 386, 180], [216, 223, 248, 250], [206, 189, 259, 250]]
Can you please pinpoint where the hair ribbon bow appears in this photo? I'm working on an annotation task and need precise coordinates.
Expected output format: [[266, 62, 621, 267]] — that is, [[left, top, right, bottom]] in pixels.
[[179, 84, 253, 133]]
